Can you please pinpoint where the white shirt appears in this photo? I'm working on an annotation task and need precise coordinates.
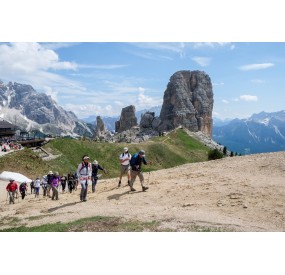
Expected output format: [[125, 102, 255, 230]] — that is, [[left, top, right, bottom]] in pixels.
[[34, 179, 41, 188], [120, 152, 131, 165]]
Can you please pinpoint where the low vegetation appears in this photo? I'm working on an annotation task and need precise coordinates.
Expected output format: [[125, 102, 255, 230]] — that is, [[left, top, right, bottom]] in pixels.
[[0, 216, 232, 232], [0, 129, 210, 179]]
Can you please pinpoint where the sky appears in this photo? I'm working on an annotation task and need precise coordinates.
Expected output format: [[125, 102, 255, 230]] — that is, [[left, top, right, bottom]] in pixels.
[[1, 42, 285, 120]]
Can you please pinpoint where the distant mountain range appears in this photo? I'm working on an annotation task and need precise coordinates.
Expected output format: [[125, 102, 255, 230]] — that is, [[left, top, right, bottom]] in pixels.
[[213, 111, 285, 154], [0, 80, 94, 137]]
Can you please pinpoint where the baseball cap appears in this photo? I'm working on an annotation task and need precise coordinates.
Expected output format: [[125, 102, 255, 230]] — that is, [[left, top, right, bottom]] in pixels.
[[139, 150, 145, 156], [48, 171, 53, 175], [93, 160, 98, 164], [83, 156, 90, 160], [124, 147, 128, 151]]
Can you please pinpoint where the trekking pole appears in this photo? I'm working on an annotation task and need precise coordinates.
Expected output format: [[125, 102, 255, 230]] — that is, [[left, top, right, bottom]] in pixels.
[[6, 191, 8, 204], [147, 171, 151, 185]]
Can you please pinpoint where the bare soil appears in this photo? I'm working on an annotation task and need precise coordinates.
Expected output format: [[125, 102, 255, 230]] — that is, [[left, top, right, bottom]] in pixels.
[[1, 151, 285, 231]]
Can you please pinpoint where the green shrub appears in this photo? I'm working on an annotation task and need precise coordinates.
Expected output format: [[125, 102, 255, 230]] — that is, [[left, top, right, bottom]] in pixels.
[[208, 149, 223, 160]]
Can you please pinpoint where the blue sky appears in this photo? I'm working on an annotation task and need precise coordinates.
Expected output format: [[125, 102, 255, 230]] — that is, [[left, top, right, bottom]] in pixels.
[[0, 42, 284, 120]]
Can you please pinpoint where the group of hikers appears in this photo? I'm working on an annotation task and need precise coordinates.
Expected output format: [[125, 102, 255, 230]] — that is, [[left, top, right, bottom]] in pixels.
[[5, 147, 152, 204]]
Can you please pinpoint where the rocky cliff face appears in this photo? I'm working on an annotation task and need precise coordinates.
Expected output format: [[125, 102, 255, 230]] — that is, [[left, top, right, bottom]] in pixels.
[[159, 70, 214, 137], [0, 81, 93, 137], [115, 105, 138, 133]]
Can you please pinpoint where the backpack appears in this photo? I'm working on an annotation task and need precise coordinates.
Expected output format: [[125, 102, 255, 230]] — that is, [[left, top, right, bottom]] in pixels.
[[130, 153, 139, 167], [20, 183, 26, 192]]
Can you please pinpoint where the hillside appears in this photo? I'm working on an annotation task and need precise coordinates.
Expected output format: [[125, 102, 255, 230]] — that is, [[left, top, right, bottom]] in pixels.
[[0, 129, 210, 179], [0, 150, 284, 232]]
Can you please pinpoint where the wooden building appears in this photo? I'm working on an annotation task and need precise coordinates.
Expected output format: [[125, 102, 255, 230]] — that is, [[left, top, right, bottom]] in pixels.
[[0, 120, 17, 138]]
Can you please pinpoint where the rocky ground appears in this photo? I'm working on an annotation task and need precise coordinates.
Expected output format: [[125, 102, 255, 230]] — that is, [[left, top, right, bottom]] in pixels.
[[0, 151, 285, 231]]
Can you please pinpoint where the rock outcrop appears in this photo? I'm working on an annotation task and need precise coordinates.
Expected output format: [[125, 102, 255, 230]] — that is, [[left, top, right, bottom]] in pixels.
[[94, 116, 112, 140], [159, 70, 214, 137], [115, 105, 138, 133], [95, 116, 107, 137]]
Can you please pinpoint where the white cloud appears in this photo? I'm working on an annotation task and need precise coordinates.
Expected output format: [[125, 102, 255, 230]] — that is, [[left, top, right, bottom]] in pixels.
[[0, 42, 85, 98], [192, 56, 211, 67], [222, 99, 229, 104], [239, 95, 258, 102], [43, 86, 58, 102], [239, 63, 274, 71], [0, 43, 77, 73]]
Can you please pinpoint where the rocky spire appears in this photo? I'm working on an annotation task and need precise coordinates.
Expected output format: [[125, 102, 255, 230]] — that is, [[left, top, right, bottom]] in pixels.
[[159, 70, 214, 137], [95, 116, 107, 137], [115, 105, 138, 133]]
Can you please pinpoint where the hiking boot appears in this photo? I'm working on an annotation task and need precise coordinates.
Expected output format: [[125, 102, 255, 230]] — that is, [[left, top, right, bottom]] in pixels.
[[142, 186, 149, 192], [130, 187, 136, 192], [118, 181, 121, 187]]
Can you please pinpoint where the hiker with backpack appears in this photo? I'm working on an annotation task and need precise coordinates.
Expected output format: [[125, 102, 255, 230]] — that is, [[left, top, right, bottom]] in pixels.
[[41, 175, 48, 197], [77, 155, 92, 202], [51, 172, 61, 200], [30, 180, 35, 194], [46, 171, 53, 197], [34, 177, 41, 198], [19, 182, 28, 200], [67, 172, 75, 193], [91, 160, 107, 193], [129, 150, 152, 192], [6, 179, 18, 204], [118, 147, 131, 188], [61, 175, 67, 193]]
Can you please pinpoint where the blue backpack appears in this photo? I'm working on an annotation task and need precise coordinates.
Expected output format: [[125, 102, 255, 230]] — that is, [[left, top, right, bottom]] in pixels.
[[130, 153, 139, 166]]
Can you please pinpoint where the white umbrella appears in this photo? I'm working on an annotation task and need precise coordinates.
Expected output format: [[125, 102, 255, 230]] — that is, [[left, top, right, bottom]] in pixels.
[[0, 171, 33, 183]]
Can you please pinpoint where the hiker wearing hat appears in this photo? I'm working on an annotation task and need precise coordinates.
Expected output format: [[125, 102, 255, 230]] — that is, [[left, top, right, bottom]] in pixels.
[[118, 147, 132, 188], [34, 177, 41, 198], [46, 171, 53, 197], [6, 179, 18, 204], [91, 160, 107, 193], [129, 150, 152, 192], [19, 181, 28, 200], [77, 155, 92, 202]]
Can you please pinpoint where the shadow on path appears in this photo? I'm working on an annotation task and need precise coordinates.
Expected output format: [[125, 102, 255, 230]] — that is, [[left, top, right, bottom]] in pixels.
[[107, 191, 132, 201], [48, 202, 79, 213]]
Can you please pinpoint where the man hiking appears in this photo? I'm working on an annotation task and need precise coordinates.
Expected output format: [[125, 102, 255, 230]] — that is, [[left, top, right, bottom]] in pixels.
[[118, 147, 131, 188], [46, 171, 53, 197], [19, 182, 28, 200], [67, 172, 75, 193], [77, 155, 92, 202], [34, 177, 41, 198], [30, 180, 35, 194], [129, 150, 152, 192], [41, 175, 48, 197], [91, 160, 107, 193], [6, 179, 18, 204]]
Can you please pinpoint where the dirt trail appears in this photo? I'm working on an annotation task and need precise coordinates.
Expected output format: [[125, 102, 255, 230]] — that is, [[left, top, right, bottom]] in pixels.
[[1, 151, 285, 231]]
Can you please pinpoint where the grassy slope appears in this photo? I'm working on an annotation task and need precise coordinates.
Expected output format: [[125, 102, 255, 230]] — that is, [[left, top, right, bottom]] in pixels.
[[0, 129, 209, 179]]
